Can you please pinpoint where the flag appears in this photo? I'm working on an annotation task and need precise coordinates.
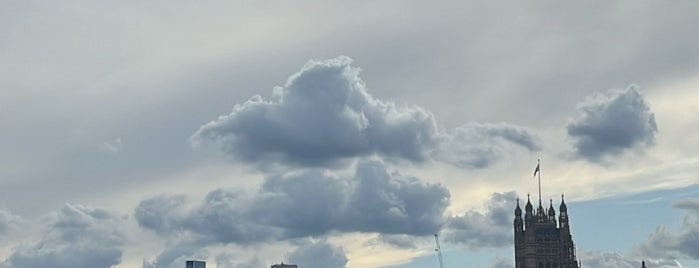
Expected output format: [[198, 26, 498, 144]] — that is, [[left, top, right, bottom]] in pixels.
[[533, 163, 540, 177]]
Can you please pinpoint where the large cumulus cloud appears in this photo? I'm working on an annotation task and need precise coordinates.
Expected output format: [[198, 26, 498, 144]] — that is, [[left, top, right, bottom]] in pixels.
[[192, 56, 441, 166], [442, 192, 516, 249], [135, 160, 450, 245], [192, 56, 539, 169], [567, 86, 657, 162], [0, 204, 125, 268]]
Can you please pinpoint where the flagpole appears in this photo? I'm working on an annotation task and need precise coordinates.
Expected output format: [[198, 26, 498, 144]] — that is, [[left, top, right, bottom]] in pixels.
[[538, 159, 541, 206]]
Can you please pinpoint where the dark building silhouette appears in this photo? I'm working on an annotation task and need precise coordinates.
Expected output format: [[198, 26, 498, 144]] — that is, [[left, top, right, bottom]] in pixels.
[[271, 262, 298, 268], [514, 194, 579, 268], [186, 260, 206, 268]]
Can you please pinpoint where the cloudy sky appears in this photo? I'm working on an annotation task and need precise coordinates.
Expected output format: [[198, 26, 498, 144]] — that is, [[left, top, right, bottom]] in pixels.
[[2, 1, 699, 268]]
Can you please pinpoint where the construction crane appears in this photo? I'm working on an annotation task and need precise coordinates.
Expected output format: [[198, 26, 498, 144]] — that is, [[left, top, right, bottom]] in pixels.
[[434, 234, 444, 268]]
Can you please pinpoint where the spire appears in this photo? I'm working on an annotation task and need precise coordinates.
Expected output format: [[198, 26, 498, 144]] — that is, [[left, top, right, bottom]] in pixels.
[[514, 198, 523, 231], [524, 194, 534, 226], [559, 194, 569, 228], [548, 198, 556, 216], [560, 194, 568, 212], [545, 198, 555, 223]]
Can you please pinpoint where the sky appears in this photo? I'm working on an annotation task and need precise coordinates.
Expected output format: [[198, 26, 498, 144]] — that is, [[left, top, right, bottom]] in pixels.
[[1, 1, 699, 268]]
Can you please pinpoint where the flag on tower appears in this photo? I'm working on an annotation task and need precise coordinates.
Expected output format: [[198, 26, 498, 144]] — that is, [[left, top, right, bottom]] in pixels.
[[533, 162, 540, 177]]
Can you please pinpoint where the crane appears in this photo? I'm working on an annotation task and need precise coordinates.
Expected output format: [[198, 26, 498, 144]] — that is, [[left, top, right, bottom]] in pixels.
[[434, 233, 444, 268]]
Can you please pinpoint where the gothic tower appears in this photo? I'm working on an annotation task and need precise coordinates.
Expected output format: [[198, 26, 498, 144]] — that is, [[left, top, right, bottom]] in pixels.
[[514, 195, 579, 268]]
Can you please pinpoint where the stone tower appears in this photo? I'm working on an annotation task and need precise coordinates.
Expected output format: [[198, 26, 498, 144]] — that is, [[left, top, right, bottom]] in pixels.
[[514, 194, 579, 268]]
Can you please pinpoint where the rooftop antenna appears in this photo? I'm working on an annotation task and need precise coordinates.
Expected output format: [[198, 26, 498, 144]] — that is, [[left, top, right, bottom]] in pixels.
[[434, 234, 444, 268]]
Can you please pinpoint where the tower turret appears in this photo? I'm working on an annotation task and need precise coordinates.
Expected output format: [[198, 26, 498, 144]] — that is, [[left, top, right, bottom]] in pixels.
[[524, 194, 534, 226], [548, 199, 556, 223], [560, 194, 568, 213], [514, 198, 523, 231], [559, 194, 569, 229]]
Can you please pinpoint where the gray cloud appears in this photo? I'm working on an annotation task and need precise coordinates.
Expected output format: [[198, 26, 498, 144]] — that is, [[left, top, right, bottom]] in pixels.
[[1, 204, 125, 268], [443, 192, 516, 249], [191, 56, 442, 167], [567, 86, 657, 162], [133, 194, 188, 236], [191, 57, 539, 169], [635, 198, 699, 260], [437, 123, 542, 168], [287, 240, 348, 268], [135, 191, 277, 245], [135, 160, 450, 245], [338, 160, 449, 235], [187, 188, 280, 243], [673, 198, 699, 211]]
